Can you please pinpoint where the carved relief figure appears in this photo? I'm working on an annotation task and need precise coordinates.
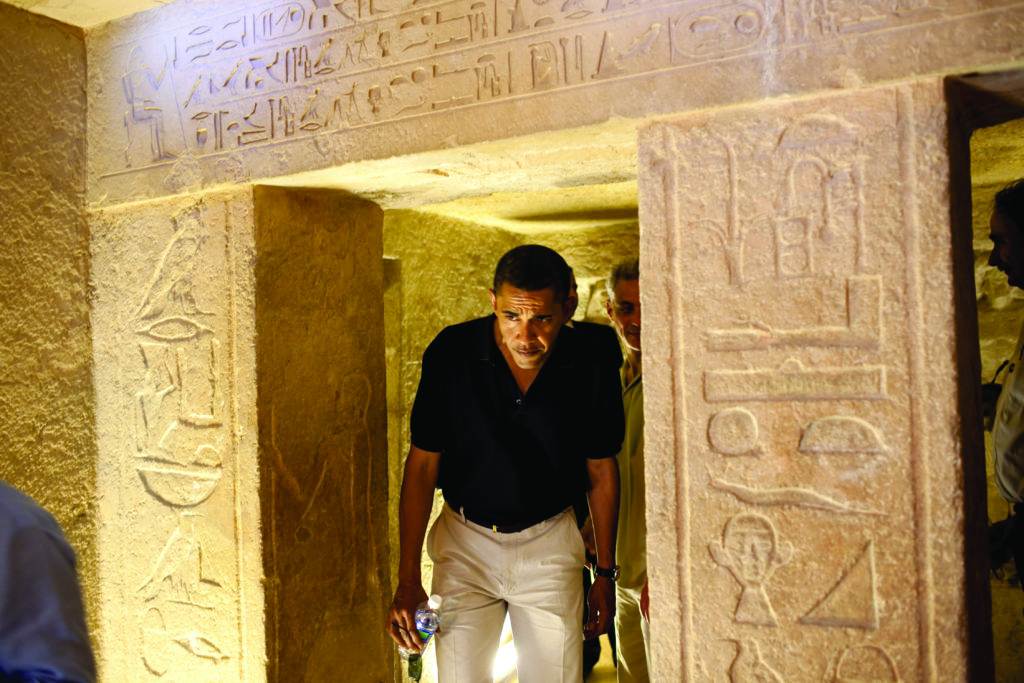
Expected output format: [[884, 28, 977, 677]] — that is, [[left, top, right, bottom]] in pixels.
[[122, 45, 177, 167], [137, 512, 224, 606], [710, 513, 792, 626], [270, 372, 376, 612], [793, 0, 938, 40], [775, 114, 866, 276], [132, 207, 226, 511], [124, 203, 237, 678], [800, 540, 879, 629], [670, 1, 768, 62], [707, 407, 761, 456], [705, 357, 886, 402], [727, 638, 783, 683], [707, 275, 881, 351], [710, 476, 882, 516], [799, 415, 888, 455], [828, 643, 900, 682]]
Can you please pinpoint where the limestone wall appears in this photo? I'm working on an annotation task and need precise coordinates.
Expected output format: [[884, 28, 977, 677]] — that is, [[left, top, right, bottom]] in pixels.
[[3, 0, 1024, 679], [85, 0, 1024, 206], [254, 187, 392, 682], [90, 189, 265, 681], [0, 3, 98, 645], [640, 77, 968, 681]]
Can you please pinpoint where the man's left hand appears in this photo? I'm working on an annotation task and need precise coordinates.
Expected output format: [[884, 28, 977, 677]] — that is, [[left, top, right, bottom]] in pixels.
[[584, 576, 615, 639]]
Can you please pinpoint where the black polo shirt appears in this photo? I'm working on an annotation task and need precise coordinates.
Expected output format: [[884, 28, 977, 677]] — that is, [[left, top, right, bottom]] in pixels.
[[410, 315, 624, 528]]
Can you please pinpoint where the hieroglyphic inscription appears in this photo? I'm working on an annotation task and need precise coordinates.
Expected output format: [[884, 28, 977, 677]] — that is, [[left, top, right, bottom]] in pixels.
[[828, 644, 900, 681], [707, 275, 881, 351], [800, 540, 879, 629], [645, 83, 938, 679], [103, 0, 968, 177], [799, 415, 888, 455], [708, 407, 761, 456], [710, 513, 791, 627], [705, 358, 887, 402], [709, 476, 883, 516], [727, 639, 783, 683], [115, 202, 242, 679]]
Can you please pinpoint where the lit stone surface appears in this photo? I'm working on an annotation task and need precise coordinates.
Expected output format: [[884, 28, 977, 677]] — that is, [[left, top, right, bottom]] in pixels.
[[85, 0, 1024, 204], [1, 0, 1023, 678], [90, 189, 265, 681], [4, 0, 167, 27], [0, 2, 99, 648], [254, 187, 392, 681], [639, 79, 966, 680]]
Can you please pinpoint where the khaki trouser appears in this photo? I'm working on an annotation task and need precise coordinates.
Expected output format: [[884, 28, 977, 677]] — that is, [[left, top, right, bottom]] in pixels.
[[427, 504, 585, 683], [614, 584, 650, 683]]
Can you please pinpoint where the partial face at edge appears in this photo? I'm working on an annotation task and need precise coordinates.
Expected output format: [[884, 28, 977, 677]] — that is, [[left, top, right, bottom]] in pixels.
[[490, 284, 571, 369], [989, 210, 1024, 289], [606, 278, 641, 353]]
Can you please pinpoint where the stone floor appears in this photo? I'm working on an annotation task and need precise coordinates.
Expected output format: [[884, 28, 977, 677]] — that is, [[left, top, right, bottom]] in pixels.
[[585, 635, 617, 682]]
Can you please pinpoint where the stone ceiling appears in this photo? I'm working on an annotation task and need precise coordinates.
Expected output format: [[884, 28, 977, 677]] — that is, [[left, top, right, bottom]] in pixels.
[[265, 117, 639, 233], [2, 0, 165, 27]]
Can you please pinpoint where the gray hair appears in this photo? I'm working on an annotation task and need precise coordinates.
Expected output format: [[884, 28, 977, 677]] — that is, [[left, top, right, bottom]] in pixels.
[[606, 258, 639, 299]]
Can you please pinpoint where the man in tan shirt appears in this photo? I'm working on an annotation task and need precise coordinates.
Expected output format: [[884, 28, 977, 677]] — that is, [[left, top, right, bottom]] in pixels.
[[604, 258, 649, 682]]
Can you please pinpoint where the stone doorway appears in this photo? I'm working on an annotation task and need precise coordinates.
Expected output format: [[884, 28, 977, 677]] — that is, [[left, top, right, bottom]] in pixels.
[[255, 119, 640, 682], [947, 70, 1024, 683]]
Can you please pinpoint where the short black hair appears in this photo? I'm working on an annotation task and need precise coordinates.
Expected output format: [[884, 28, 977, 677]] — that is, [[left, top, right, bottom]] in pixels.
[[995, 179, 1024, 232], [493, 245, 572, 302]]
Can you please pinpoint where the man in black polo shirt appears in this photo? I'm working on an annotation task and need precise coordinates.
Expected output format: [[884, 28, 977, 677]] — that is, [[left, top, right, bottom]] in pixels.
[[385, 245, 624, 682]]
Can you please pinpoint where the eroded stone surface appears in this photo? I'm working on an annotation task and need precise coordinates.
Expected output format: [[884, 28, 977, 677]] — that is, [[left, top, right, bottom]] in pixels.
[[85, 0, 1024, 204], [0, 2, 100, 649], [254, 187, 392, 681], [91, 189, 265, 681], [639, 79, 966, 681]]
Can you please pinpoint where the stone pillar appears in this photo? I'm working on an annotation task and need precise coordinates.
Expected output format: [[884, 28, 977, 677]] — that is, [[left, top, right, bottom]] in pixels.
[[91, 189, 265, 681], [254, 187, 392, 681], [639, 78, 971, 680]]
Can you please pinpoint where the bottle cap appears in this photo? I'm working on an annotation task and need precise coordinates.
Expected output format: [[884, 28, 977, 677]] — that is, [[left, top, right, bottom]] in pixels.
[[428, 594, 443, 609]]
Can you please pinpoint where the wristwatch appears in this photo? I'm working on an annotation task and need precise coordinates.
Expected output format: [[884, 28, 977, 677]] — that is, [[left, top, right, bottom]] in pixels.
[[592, 564, 620, 581]]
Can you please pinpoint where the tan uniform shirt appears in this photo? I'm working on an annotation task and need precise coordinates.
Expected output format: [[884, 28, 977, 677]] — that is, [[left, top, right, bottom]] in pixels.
[[994, 319, 1024, 504], [615, 370, 646, 589]]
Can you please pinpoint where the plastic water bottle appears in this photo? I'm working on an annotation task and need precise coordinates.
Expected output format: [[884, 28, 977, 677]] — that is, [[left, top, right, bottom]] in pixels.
[[399, 594, 443, 681]]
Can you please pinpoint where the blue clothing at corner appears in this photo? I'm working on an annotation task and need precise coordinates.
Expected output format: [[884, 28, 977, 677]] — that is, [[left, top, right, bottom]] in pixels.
[[0, 482, 95, 683]]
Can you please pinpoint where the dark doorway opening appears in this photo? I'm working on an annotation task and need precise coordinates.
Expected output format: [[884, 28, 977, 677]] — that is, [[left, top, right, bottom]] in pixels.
[[946, 69, 1024, 683]]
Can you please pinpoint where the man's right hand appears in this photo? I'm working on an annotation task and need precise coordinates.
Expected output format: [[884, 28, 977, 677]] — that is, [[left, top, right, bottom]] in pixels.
[[386, 581, 429, 652]]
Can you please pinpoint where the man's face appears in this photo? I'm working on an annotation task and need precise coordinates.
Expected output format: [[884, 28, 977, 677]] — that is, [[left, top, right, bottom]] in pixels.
[[606, 278, 641, 353], [989, 210, 1024, 289], [490, 284, 570, 369]]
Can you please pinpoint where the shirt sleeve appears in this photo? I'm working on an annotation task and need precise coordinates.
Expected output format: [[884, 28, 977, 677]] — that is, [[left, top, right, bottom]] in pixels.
[[996, 429, 1024, 504], [583, 331, 625, 460], [410, 334, 449, 454], [0, 515, 96, 683]]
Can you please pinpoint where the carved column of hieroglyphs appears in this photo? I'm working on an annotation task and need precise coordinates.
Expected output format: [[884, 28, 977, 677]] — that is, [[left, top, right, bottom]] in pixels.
[[639, 81, 964, 681], [93, 193, 261, 682]]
